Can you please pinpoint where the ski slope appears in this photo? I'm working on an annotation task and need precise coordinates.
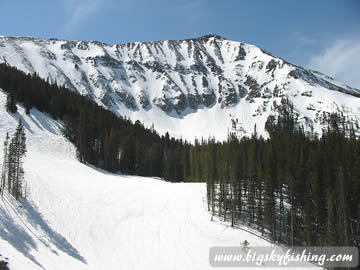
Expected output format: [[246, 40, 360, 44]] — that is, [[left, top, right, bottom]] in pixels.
[[0, 90, 317, 269]]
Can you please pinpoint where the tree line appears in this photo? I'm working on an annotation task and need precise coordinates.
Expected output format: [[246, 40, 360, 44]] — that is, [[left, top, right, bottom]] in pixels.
[[0, 63, 359, 248]]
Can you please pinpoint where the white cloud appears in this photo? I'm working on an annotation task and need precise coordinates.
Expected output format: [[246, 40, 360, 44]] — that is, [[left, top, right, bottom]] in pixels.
[[294, 32, 315, 46], [309, 38, 360, 89], [69, 0, 101, 26], [60, 0, 103, 34]]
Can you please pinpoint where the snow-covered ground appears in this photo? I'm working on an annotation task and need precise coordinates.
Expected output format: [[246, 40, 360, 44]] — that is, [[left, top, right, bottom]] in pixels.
[[0, 90, 317, 269]]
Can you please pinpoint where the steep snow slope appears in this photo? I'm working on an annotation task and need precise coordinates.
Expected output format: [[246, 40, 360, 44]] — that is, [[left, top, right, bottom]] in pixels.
[[1, 35, 359, 140], [0, 90, 318, 269]]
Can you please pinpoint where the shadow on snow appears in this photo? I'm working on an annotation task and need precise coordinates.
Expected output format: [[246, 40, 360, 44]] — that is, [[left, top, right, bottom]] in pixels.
[[0, 196, 87, 268]]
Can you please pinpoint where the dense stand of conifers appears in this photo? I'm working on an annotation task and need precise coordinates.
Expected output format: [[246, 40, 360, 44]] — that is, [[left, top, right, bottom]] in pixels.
[[1, 121, 27, 200], [0, 63, 359, 248], [205, 109, 360, 248]]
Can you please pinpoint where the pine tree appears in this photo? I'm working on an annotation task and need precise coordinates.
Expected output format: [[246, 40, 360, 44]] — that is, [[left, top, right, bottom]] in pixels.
[[7, 139, 16, 194], [256, 165, 264, 234], [1, 133, 10, 199], [7, 120, 27, 200], [263, 169, 276, 240], [5, 93, 17, 113]]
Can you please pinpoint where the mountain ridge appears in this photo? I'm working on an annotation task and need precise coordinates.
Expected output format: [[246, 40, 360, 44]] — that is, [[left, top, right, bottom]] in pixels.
[[0, 34, 359, 140], [0, 33, 227, 46]]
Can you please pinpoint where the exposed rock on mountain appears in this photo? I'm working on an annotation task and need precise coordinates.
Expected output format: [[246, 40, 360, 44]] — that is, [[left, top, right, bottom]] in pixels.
[[0, 34, 359, 139]]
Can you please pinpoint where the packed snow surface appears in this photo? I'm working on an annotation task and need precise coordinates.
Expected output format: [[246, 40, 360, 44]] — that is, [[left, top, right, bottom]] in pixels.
[[0, 90, 318, 269]]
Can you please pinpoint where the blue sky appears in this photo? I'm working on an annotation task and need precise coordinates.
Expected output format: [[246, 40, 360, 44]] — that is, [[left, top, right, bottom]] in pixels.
[[1, 0, 360, 87]]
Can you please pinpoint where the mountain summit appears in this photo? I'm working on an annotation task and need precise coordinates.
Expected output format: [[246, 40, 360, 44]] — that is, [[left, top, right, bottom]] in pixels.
[[0, 35, 359, 139]]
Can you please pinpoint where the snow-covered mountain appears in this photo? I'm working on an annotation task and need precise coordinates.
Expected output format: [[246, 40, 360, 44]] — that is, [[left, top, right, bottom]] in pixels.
[[0, 34, 359, 140]]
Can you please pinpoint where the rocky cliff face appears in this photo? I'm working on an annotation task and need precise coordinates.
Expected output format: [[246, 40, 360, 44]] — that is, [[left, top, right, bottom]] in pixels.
[[0, 34, 359, 139]]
